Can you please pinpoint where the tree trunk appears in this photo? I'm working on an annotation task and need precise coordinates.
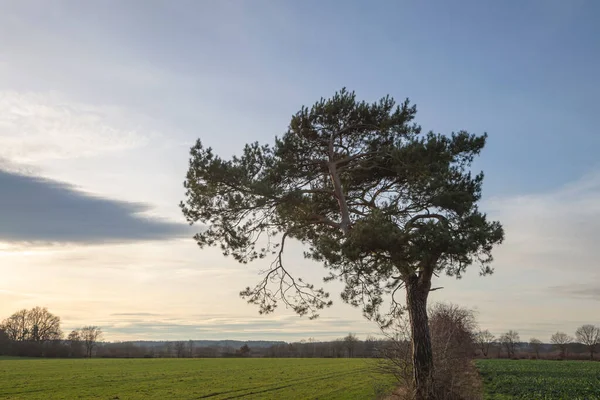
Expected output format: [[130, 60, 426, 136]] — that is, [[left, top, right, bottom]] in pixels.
[[406, 275, 435, 400]]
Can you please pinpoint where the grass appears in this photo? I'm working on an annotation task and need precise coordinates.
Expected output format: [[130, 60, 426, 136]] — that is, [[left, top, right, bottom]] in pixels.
[[477, 359, 600, 400], [0, 357, 397, 399]]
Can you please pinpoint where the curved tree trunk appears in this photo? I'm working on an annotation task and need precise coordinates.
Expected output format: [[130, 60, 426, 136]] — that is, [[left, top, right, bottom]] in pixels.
[[406, 274, 435, 400]]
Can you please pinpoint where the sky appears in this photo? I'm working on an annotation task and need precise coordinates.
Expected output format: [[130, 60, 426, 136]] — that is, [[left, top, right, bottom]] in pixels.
[[0, 0, 599, 342]]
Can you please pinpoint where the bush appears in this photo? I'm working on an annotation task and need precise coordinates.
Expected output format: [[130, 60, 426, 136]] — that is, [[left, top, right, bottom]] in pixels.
[[429, 303, 481, 399], [378, 302, 482, 400]]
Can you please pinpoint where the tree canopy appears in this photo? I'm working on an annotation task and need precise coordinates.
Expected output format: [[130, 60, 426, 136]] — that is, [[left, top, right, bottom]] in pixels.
[[1, 307, 62, 342], [180, 88, 503, 326]]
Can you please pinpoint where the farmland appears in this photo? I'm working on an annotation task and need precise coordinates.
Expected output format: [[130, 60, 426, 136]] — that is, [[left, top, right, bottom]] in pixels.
[[477, 359, 600, 399], [0, 357, 397, 399]]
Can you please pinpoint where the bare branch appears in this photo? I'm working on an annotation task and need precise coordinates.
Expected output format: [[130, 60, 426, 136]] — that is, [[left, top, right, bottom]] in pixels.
[[240, 230, 332, 319]]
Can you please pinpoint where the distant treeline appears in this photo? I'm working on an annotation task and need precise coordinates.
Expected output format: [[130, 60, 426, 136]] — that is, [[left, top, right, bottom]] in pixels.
[[0, 331, 385, 359], [92, 334, 381, 359], [475, 326, 600, 361], [0, 307, 103, 358], [0, 306, 382, 359], [1, 306, 598, 361], [0, 334, 384, 359]]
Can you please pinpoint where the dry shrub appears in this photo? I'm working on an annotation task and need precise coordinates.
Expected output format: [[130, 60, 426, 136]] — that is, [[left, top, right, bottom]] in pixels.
[[378, 302, 483, 400], [429, 303, 482, 399]]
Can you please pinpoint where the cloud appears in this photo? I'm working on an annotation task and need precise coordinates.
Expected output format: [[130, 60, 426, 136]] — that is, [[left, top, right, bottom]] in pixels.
[[110, 312, 164, 317], [550, 284, 600, 301], [0, 91, 154, 164], [426, 171, 600, 339], [486, 171, 600, 274], [0, 168, 192, 244], [96, 314, 375, 341]]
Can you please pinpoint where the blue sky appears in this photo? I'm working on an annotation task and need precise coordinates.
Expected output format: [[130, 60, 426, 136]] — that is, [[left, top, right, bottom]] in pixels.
[[0, 0, 599, 342]]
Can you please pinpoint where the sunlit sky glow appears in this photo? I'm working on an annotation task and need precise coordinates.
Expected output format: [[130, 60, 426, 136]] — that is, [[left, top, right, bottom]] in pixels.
[[1, 0, 599, 342]]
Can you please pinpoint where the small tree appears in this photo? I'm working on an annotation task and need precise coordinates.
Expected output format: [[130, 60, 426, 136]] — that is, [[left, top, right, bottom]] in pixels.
[[550, 331, 573, 359], [239, 344, 250, 357], [475, 330, 495, 357], [529, 338, 542, 359], [163, 341, 173, 358], [175, 341, 186, 358], [343, 333, 359, 358], [0, 328, 9, 355], [575, 324, 600, 360], [181, 89, 504, 399], [380, 303, 481, 399], [188, 340, 195, 358], [500, 330, 519, 358], [80, 326, 103, 358], [67, 330, 84, 357]]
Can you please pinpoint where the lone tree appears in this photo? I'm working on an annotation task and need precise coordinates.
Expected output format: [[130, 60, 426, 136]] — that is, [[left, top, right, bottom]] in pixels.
[[550, 331, 573, 359], [175, 341, 186, 358], [181, 89, 503, 399], [575, 324, 600, 360], [80, 326, 103, 358], [239, 344, 251, 357], [529, 338, 542, 358], [343, 333, 359, 358], [476, 329, 496, 357], [500, 330, 520, 358], [67, 330, 84, 357]]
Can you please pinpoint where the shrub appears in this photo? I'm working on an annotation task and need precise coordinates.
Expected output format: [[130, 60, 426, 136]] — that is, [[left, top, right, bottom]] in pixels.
[[378, 302, 482, 400]]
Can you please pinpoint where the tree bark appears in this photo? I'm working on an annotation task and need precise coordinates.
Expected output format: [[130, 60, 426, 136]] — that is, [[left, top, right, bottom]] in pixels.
[[406, 274, 435, 400]]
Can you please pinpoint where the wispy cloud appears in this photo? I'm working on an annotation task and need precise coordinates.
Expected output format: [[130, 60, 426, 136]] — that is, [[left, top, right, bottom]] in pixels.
[[111, 312, 164, 317], [550, 284, 600, 301], [0, 91, 154, 164], [94, 313, 375, 341], [431, 171, 600, 339], [0, 168, 192, 244], [486, 171, 600, 273]]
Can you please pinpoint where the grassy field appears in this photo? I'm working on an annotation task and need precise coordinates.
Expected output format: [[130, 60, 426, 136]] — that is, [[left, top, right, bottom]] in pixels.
[[0, 357, 397, 399], [477, 359, 600, 399]]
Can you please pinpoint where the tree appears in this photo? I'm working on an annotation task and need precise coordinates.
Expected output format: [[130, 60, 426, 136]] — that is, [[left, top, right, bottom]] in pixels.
[[332, 338, 345, 358], [180, 89, 504, 399], [67, 330, 84, 357], [188, 340, 195, 358], [500, 330, 519, 358], [550, 331, 573, 359], [27, 307, 62, 342], [364, 335, 379, 357], [175, 341, 186, 358], [80, 326, 103, 358], [164, 341, 173, 358], [307, 337, 317, 357], [1, 307, 61, 342], [529, 338, 542, 359], [427, 303, 480, 398], [343, 333, 359, 358], [0, 328, 9, 355], [476, 329, 495, 357], [380, 303, 481, 399], [575, 324, 600, 360], [239, 344, 250, 357], [1, 309, 28, 341]]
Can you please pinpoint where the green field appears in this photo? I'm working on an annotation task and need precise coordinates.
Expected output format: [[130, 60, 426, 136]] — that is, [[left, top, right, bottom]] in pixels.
[[477, 359, 600, 399], [0, 357, 397, 399]]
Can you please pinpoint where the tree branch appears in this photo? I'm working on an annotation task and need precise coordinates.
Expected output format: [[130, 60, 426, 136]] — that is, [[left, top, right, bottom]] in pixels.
[[406, 213, 449, 231], [240, 230, 332, 319]]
